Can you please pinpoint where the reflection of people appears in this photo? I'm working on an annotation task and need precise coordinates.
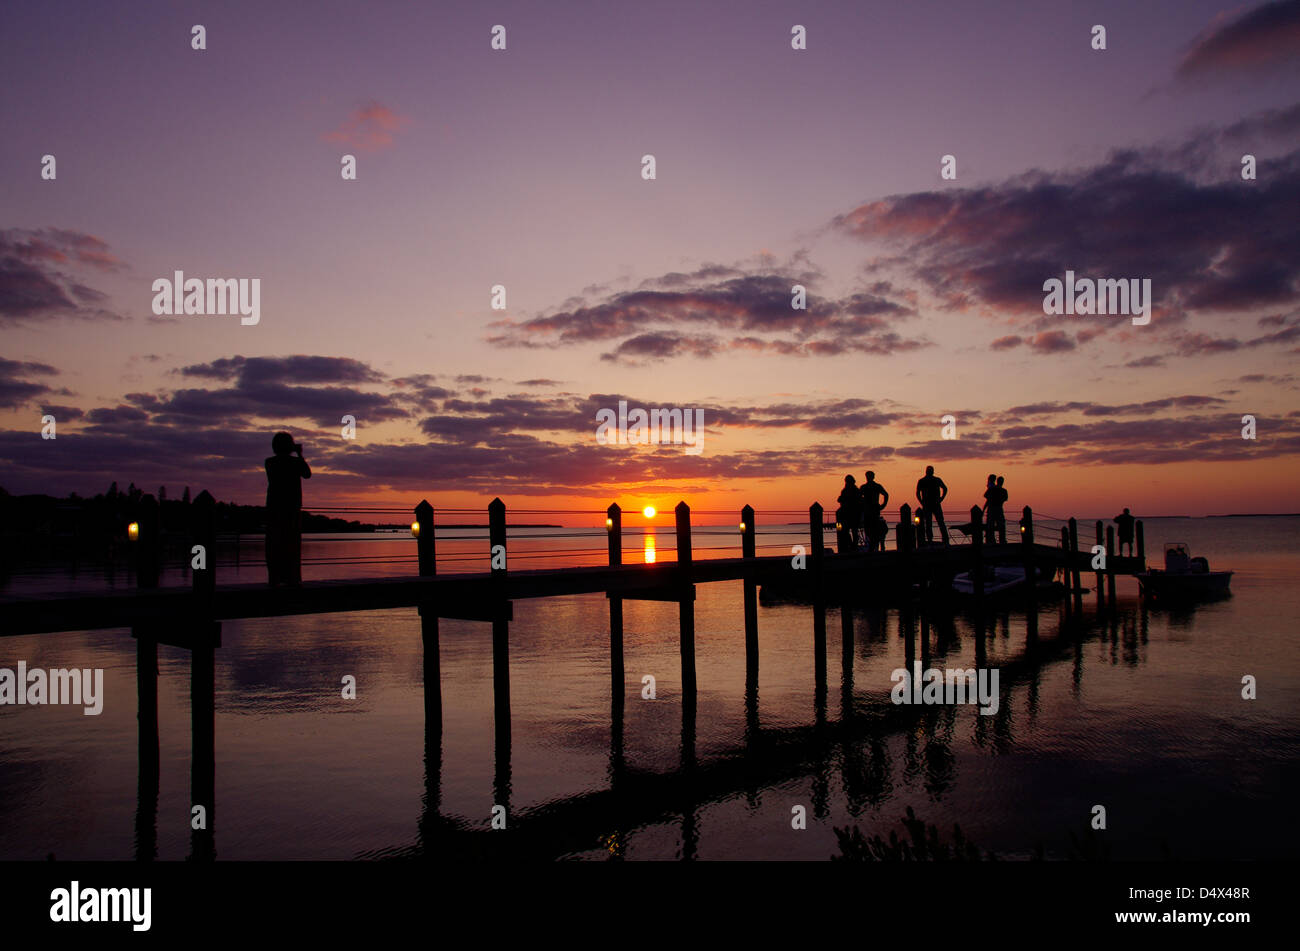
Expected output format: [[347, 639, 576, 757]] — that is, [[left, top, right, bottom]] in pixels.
[[1114, 507, 1135, 557], [860, 471, 889, 552], [915, 465, 949, 546], [265, 432, 311, 586]]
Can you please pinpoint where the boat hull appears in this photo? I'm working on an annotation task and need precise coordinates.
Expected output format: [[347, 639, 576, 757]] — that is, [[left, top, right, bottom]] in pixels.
[[1136, 570, 1232, 603]]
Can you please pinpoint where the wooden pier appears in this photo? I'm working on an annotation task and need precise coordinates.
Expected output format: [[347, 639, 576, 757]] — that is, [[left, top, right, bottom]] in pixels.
[[0, 493, 1146, 859]]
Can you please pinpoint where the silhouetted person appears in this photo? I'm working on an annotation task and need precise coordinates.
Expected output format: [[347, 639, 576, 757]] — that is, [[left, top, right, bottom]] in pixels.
[[265, 432, 311, 586], [838, 474, 862, 550], [860, 470, 889, 552], [981, 474, 998, 544], [1114, 507, 1135, 557], [915, 465, 949, 546], [993, 476, 1008, 544]]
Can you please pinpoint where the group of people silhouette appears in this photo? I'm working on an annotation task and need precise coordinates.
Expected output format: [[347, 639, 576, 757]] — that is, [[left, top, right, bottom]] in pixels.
[[835, 466, 1013, 551]]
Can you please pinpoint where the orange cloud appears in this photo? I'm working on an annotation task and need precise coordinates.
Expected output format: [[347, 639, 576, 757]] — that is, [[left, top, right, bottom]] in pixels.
[[322, 101, 411, 151]]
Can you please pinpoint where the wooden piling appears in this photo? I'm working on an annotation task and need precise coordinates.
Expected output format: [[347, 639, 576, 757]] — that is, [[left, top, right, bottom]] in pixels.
[[809, 503, 827, 692], [1106, 524, 1118, 603], [1021, 507, 1037, 608], [1136, 519, 1145, 563], [488, 497, 511, 792], [1060, 527, 1073, 604], [607, 503, 624, 698], [675, 501, 696, 694], [1095, 520, 1105, 607], [135, 493, 161, 589], [740, 505, 757, 674], [809, 502, 825, 573], [415, 499, 440, 721], [897, 503, 913, 556], [1068, 517, 1082, 598]]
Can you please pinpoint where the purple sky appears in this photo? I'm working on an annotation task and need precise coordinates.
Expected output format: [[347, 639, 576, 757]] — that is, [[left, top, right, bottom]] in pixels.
[[2, 0, 1299, 515]]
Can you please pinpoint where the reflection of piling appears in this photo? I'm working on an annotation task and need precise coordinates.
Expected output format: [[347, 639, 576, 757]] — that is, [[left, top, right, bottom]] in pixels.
[[415, 500, 440, 724], [607, 504, 623, 700], [740, 505, 757, 675], [1136, 520, 1145, 564], [132, 494, 160, 861], [970, 506, 984, 601], [134, 630, 158, 862], [675, 502, 696, 695], [190, 490, 217, 862]]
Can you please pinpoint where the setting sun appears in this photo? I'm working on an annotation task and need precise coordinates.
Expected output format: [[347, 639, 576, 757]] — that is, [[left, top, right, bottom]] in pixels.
[[643, 506, 656, 519]]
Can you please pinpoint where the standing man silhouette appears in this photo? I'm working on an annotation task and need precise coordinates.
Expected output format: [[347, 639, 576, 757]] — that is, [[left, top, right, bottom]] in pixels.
[[860, 470, 889, 552], [265, 431, 311, 586], [915, 465, 950, 546], [1114, 507, 1135, 557]]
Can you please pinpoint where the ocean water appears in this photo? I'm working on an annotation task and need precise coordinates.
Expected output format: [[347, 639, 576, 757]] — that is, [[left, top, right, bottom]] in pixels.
[[1, 516, 1296, 861]]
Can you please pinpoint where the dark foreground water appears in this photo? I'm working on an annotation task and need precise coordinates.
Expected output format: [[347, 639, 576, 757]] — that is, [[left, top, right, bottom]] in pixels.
[[1, 517, 1297, 860]]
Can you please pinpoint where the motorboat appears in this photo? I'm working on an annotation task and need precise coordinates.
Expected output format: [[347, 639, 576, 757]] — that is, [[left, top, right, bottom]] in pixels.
[[952, 563, 1058, 597], [1136, 543, 1232, 602]]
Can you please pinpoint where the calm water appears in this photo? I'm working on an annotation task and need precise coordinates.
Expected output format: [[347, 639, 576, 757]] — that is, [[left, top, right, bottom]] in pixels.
[[1, 516, 1297, 860]]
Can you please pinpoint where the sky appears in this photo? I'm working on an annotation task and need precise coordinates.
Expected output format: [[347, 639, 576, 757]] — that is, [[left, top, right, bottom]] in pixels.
[[2, 0, 1299, 521]]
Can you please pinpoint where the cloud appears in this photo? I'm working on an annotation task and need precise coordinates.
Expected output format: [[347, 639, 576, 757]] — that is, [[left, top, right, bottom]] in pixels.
[[1124, 354, 1165, 368], [179, 355, 386, 385], [1028, 331, 1074, 353], [830, 109, 1300, 362], [1176, 0, 1300, 81], [2, 362, 1297, 499], [322, 101, 411, 151], [0, 357, 62, 409], [488, 265, 928, 364], [0, 229, 126, 325]]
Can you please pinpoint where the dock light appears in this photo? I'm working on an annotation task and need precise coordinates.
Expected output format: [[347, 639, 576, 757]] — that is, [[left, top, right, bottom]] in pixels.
[[643, 506, 656, 519], [739, 521, 747, 532], [835, 521, 843, 531], [605, 517, 613, 531], [127, 521, 139, 542], [1020, 524, 1026, 534], [411, 521, 421, 538], [912, 514, 921, 525]]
